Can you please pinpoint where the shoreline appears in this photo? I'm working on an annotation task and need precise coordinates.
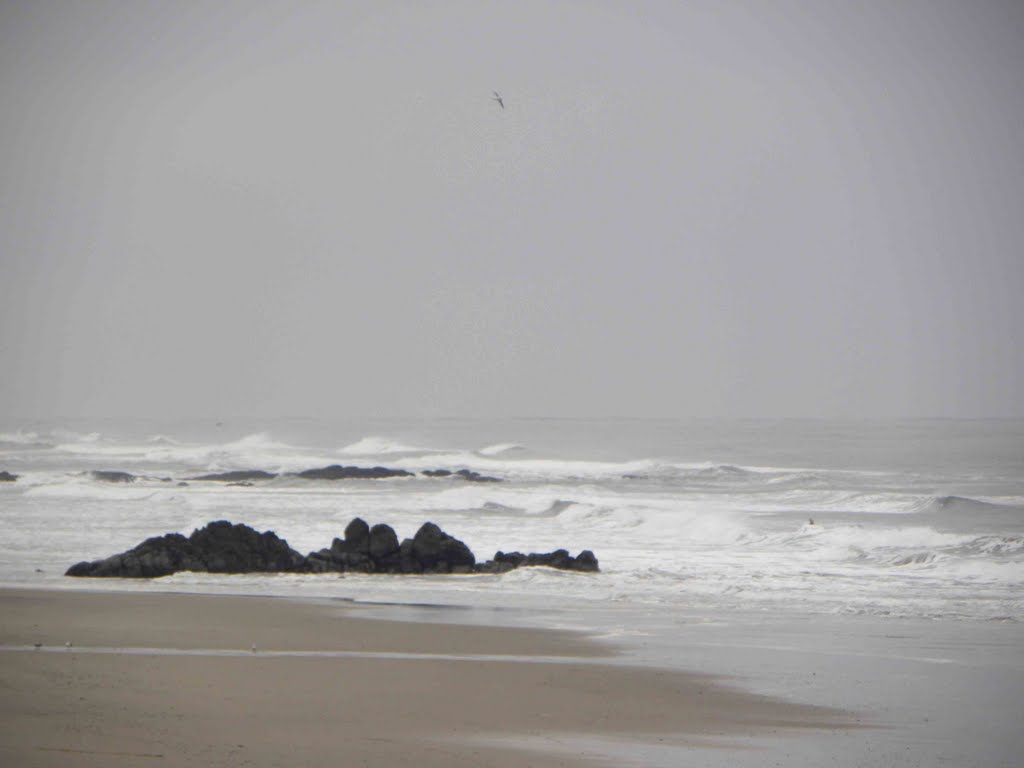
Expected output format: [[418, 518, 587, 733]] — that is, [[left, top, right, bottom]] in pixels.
[[0, 587, 852, 767]]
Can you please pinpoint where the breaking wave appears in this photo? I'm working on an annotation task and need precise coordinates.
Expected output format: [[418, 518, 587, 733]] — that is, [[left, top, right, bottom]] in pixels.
[[478, 443, 526, 456], [337, 436, 446, 456], [0, 430, 53, 447]]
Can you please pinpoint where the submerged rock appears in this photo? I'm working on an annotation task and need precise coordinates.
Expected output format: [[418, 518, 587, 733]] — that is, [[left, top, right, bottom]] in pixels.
[[0, 470, 18, 482], [184, 466, 501, 483], [421, 468, 502, 482], [477, 549, 599, 573], [91, 470, 136, 483], [191, 470, 277, 482], [295, 465, 414, 480], [455, 469, 502, 483]]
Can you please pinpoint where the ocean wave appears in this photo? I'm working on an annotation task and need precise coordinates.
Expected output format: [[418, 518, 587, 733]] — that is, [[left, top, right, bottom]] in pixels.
[[1, 427, 107, 450], [757, 523, 1024, 580], [53, 431, 103, 452], [785, 523, 975, 551], [960, 534, 1024, 556], [22, 431, 337, 475], [475, 499, 575, 517], [691, 463, 752, 478], [738, 489, 930, 515], [477, 442, 526, 456], [0, 430, 54, 448], [755, 492, 1024, 518], [886, 551, 940, 567], [942, 557, 1024, 582], [554, 502, 754, 546], [384, 452, 672, 482], [763, 471, 831, 488], [147, 434, 180, 445], [479, 501, 525, 515], [140, 433, 327, 472], [337, 436, 446, 456], [930, 495, 1024, 515], [407, 485, 583, 519], [22, 478, 163, 501]]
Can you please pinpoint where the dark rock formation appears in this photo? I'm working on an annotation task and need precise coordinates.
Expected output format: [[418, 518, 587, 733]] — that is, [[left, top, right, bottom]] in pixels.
[[67, 533, 194, 578], [65, 521, 305, 578], [477, 549, 599, 573], [304, 519, 475, 575], [0, 470, 17, 482], [306, 517, 374, 573], [91, 470, 136, 483], [575, 550, 600, 571], [181, 466, 497, 483], [343, 517, 371, 553], [295, 465, 414, 480], [369, 523, 400, 560], [188, 521, 303, 573], [411, 522, 476, 572], [420, 468, 501, 482], [191, 470, 277, 482], [67, 518, 597, 579], [454, 469, 502, 483]]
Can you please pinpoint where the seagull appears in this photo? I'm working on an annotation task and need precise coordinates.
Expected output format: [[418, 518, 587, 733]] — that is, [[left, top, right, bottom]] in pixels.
[[492, 91, 504, 109]]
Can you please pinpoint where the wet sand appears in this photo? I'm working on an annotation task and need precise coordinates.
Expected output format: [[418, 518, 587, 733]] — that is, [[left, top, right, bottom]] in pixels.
[[0, 589, 849, 767]]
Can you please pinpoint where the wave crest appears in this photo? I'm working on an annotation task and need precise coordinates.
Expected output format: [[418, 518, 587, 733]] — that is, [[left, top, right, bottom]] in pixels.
[[338, 436, 442, 456], [478, 443, 526, 456]]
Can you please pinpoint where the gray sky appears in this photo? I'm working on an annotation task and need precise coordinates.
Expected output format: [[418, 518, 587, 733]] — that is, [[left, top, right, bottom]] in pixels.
[[1, 0, 1022, 419]]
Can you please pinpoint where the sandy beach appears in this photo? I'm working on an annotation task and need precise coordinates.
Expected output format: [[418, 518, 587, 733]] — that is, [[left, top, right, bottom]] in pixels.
[[0, 588, 850, 767]]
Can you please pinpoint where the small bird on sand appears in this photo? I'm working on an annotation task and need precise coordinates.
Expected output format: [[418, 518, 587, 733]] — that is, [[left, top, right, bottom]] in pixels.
[[65, 641, 72, 648], [33, 642, 42, 650], [251, 642, 257, 654], [492, 91, 504, 109]]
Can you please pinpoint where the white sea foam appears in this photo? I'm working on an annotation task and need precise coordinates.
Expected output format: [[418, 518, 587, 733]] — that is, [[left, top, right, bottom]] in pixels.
[[23, 479, 164, 501]]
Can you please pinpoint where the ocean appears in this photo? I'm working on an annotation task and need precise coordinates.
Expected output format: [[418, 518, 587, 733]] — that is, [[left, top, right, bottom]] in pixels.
[[1, 417, 1021, 621], [2, 416, 1023, 766]]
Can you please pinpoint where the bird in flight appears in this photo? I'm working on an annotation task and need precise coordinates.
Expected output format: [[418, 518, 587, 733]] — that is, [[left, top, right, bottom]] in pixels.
[[492, 91, 504, 109]]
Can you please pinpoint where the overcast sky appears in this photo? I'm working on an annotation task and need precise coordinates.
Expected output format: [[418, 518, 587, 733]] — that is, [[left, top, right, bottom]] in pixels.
[[1, 0, 1021, 419]]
